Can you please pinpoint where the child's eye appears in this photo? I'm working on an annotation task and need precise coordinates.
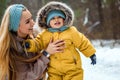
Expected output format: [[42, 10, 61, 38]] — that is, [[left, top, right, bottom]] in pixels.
[[58, 16, 62, 18]]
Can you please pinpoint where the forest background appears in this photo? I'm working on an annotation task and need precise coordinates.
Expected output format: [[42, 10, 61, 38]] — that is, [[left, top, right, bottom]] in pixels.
[[0, 0, 120, 41]]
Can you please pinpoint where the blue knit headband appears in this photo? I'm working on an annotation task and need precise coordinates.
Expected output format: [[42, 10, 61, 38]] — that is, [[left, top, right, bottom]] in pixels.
[[9, 4, 25, 31], [46, 10, 65, 25]]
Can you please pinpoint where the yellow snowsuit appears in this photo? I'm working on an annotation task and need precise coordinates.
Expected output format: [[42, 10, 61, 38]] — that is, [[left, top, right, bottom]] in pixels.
[[27, 26, 96, 80]]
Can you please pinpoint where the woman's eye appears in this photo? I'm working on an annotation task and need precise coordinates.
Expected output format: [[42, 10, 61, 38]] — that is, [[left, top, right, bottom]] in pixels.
[[26, 20, 30, 24], [51, 18, 55, 20]]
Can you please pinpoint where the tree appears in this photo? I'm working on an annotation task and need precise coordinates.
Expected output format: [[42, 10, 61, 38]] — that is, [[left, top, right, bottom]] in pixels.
[[0, 0, 9, 23]]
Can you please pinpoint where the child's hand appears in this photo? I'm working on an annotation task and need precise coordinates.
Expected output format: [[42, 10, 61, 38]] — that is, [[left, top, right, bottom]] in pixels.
[[90, 54, 96, 65], [45, 39, 65, 55], [25, 42, 30, 48], [24, 39, 37, 52]]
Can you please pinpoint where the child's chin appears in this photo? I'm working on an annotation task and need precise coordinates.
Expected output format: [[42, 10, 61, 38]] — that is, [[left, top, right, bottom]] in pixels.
[[54, 25, 61, 28]]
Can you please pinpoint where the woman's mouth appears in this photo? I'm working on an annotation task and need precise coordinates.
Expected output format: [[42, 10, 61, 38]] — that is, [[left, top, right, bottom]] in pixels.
[[29, 28, 33, 30], [29, 28, 33, 32]]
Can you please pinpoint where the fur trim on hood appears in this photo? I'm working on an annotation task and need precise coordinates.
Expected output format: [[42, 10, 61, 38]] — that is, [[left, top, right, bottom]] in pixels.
[[36, 1, 74, 28]]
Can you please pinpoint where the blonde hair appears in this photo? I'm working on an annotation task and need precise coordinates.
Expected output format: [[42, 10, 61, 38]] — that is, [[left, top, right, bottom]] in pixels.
[[0, 5, 12, 80], [0, 5, 45, 80]]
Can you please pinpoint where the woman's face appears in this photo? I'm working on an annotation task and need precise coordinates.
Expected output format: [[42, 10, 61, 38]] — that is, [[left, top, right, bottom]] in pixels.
[[49, 16, 64, 28], [17, 9, 35, 38]]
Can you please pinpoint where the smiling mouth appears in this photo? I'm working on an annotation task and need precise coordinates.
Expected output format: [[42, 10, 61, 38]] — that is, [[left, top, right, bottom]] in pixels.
[[54, 22, 61, 25]]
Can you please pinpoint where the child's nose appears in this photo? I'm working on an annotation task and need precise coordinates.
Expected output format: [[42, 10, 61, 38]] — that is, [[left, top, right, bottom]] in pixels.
[[54, 17, 59, 21]]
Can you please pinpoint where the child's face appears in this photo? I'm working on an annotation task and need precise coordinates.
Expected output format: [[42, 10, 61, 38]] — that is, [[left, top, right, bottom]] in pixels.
[[49, 16, 64, 28]]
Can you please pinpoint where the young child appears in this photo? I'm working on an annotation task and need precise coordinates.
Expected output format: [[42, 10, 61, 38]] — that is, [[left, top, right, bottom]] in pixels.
[[26, 1, 96, 80]]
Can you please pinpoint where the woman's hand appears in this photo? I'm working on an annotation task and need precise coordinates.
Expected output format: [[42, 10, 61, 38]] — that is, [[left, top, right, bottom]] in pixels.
[[45, 38, 65, 55]]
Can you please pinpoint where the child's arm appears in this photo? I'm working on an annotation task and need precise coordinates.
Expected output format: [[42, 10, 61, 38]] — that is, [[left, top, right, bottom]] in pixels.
[[71, 27, 96, 65], [71, 27, 96, 57], [24, 39, 40, 53], [24, 34, 43, 53], [24, 37, 65, 54]]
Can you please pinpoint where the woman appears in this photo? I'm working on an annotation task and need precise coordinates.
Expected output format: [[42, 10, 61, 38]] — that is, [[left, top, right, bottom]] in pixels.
[[0, 4, 64, 80]]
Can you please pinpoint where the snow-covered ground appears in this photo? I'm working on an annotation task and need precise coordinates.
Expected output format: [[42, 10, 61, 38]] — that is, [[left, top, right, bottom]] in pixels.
[[81, 40, 120, 80]]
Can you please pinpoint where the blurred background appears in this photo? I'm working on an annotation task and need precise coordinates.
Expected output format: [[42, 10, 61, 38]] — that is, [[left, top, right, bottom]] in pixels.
[[0, 0, 120, 40]]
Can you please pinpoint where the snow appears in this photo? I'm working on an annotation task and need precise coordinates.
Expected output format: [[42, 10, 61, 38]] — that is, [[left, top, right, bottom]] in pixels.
[[81, 40, 120, 80]]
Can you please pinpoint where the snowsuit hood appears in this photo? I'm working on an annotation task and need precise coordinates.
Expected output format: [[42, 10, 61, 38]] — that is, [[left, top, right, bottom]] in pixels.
[[36, 1, 74, 28]]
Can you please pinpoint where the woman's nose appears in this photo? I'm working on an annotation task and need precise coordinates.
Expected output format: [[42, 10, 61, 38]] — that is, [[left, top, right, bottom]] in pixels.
[[31, 19, 35, 27]]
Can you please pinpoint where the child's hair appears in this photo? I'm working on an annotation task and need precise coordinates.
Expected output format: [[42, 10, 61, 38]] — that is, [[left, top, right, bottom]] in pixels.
[[36, 1, 74, 29]]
